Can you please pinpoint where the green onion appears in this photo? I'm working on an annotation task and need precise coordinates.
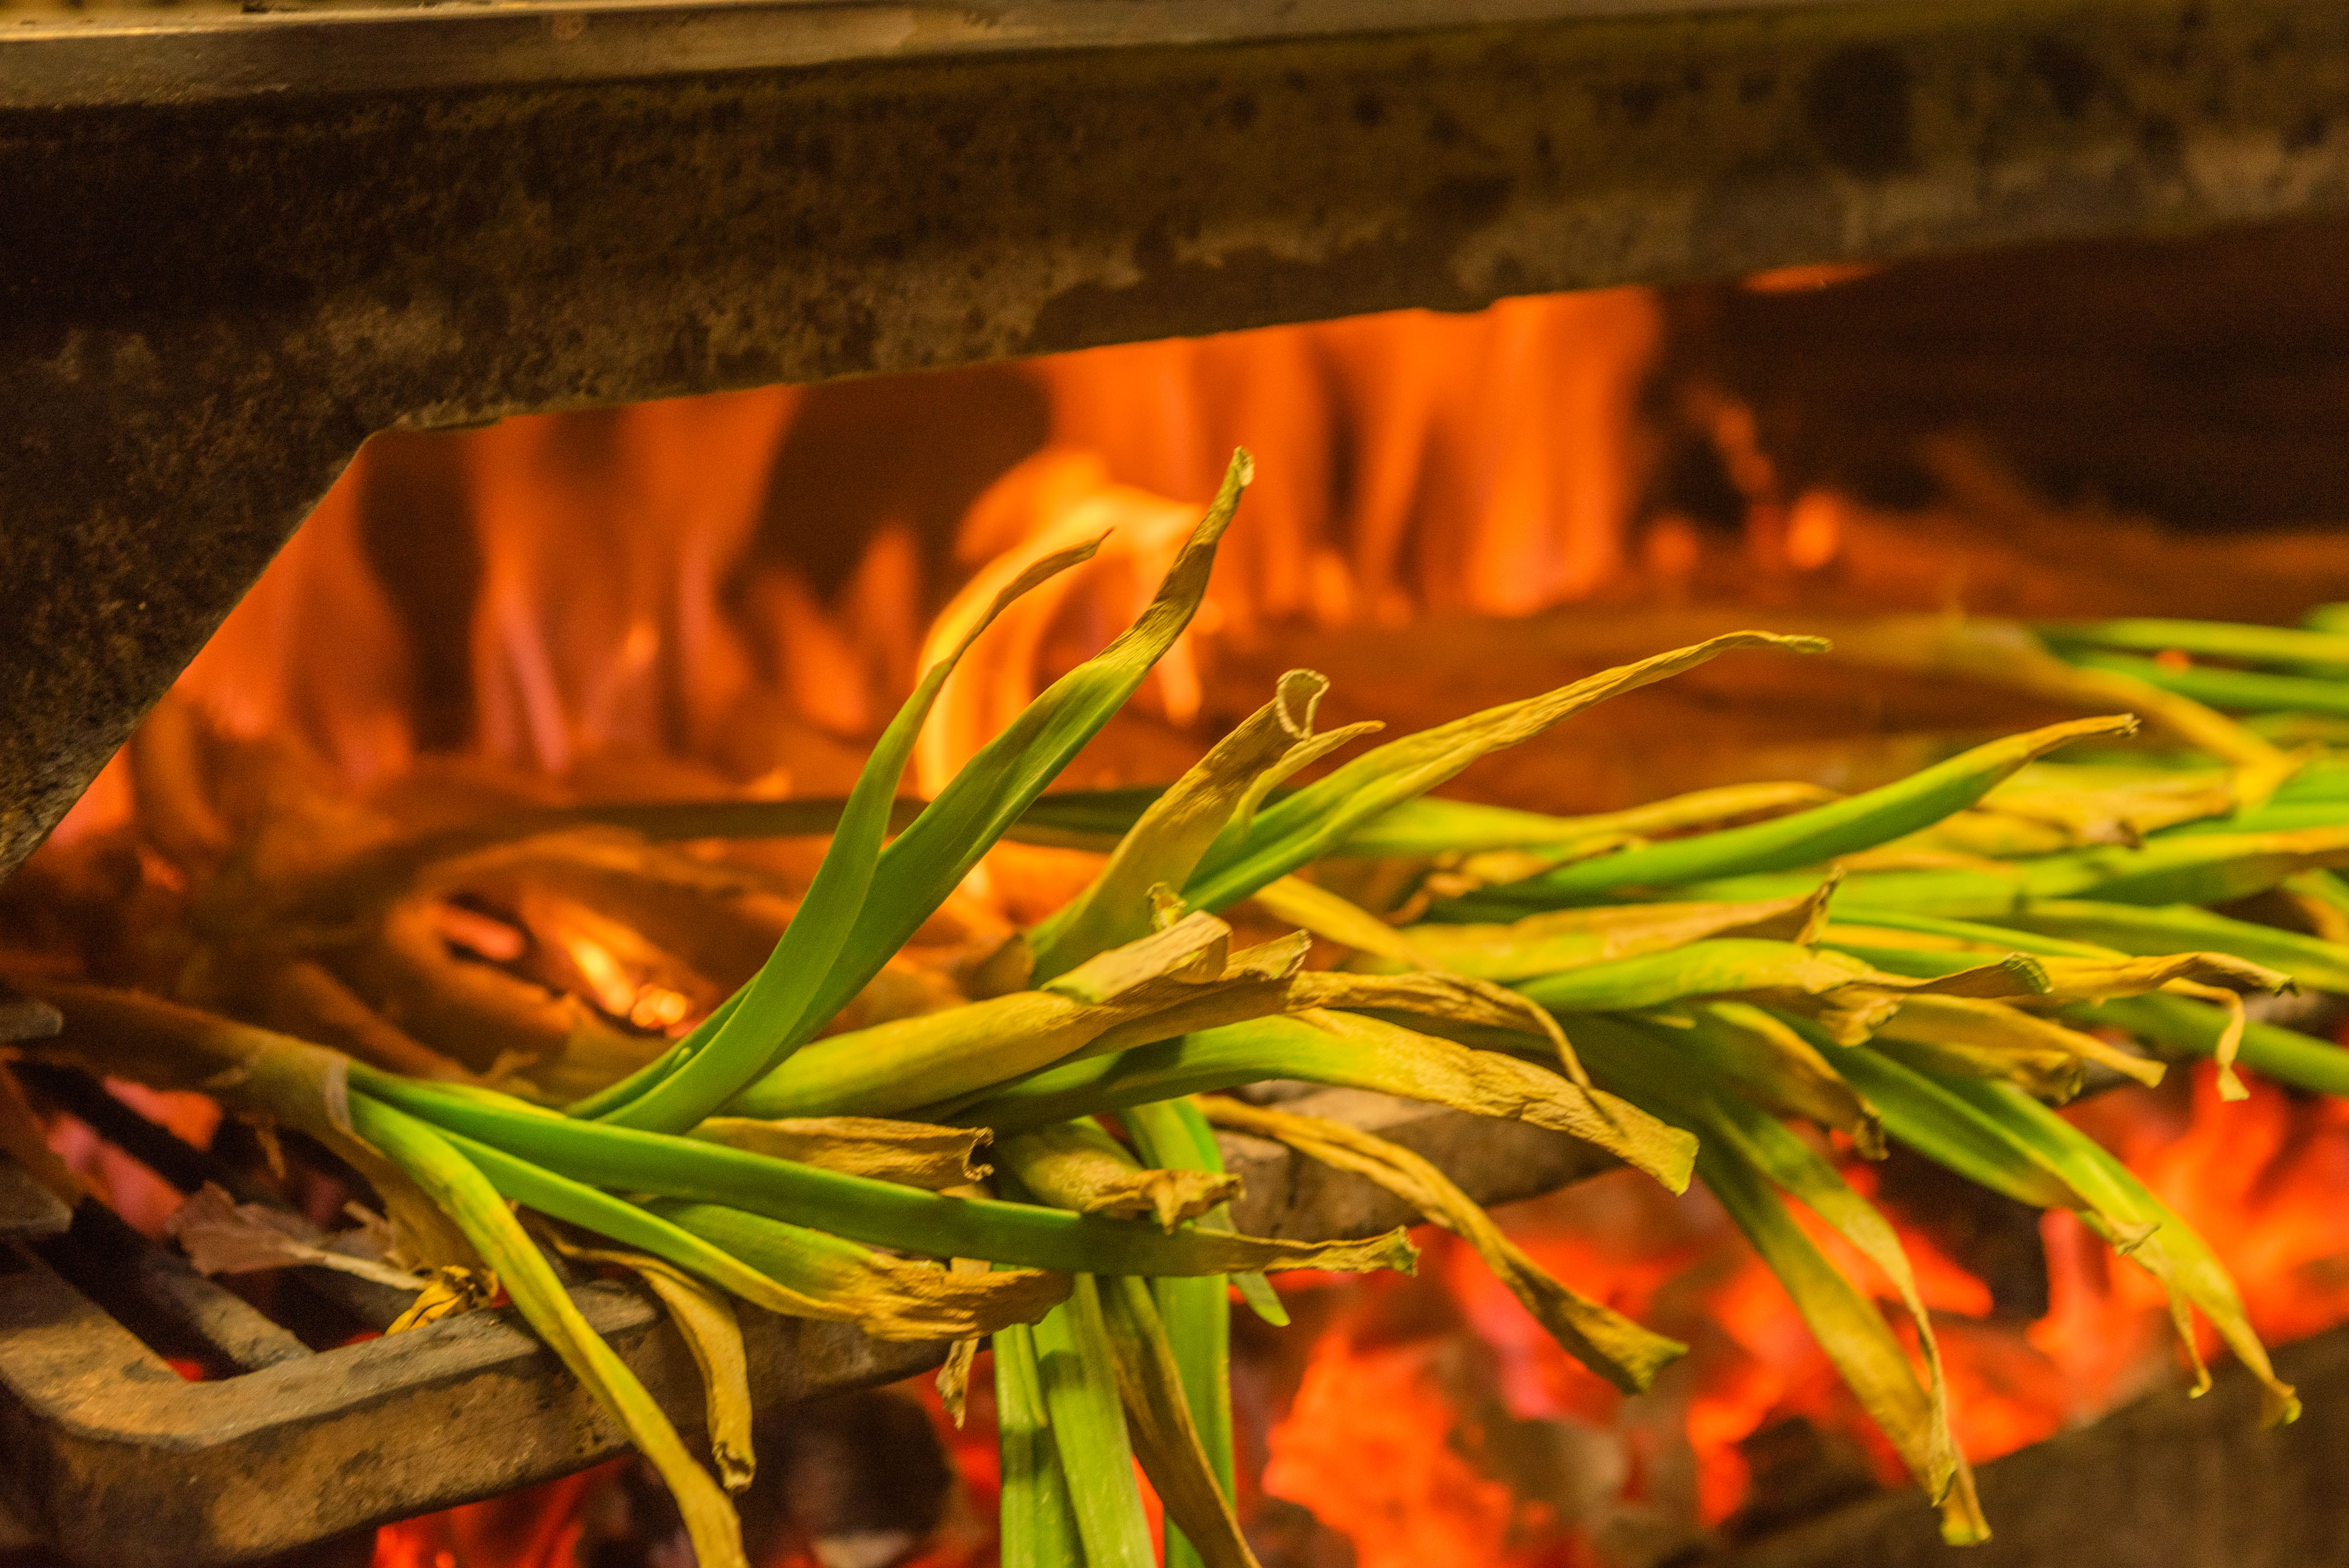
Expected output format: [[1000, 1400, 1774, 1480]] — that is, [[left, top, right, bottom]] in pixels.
[[594, 540, 1106, 1132], [348, 1094, 749, 1568], [1442, 716, 2133, 913], [1328, 782, 1839, 859], [1029, 668, 1374, 981], [1098, 1272, 1264, 1568], [1200, 1094, 1685, 1393], [1911, 1072, 2298, 1426], [1035, 1277, 1157, 1568], [356, 1066, 1412, 1277], [1126, 1096, 1288, 1329], [804, 453, 1253, 1024], [1566, 1017, 1983, 1545], [1119, 1099, 1244, 1568], [997, 1119, 1240, 1229], [995, 1321, 1085, 1568], [2062, 992, 2349, 1098], [2059, 649, 2349, 718], [951, 1011, 1695, 1190], [1991, 900, 2349, 992], [1183, 632, 1826, 913], [2037, 617, 2349, 672]]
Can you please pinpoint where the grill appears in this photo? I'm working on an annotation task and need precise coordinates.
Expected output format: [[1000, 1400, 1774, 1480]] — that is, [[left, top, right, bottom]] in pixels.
[[0, 985, 1613, 1562]]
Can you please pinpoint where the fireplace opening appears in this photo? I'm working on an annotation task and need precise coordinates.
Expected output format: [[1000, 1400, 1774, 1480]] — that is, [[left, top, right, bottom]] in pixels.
[[14, 196, 2349, 1568]]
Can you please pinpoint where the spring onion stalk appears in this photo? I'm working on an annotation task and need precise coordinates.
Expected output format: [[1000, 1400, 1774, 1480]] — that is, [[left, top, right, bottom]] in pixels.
[[996, 1322, 1085, 1568], [798, 453, 1254, 1028], [950, 1010, 1695, 1190], [444, 1125, 937, 1330], [1122, 1099, 1240, 1568], [1509, 938, 2002, 1014], [1182, 632, 1828, 913], [356, 1065, 1413, 1277], [1988, 900, 2349, 992], [2036, 617, 2349, 671], [2064, 992, 2349, 1097], [1690, 1133, 1987, 1545], [1911, 1072, 2299, 1425], [1127, 1095, 1288, 1328], [1035, 1277, 1157, 1568], [1634, 823, 2349, 918], [1327, 781, 1839, 859], [347, 1094, 751, 1568], [638, 1199, 1071, 1339], [690, 1115, 991, 1189], [2060, 648, 2349, 719], [720, 929, 1301, 1121], [997, 1119, 1240, 1229], [1644, 1000, 1885, 1157], [532, 1226, 757, 1491], [595, 543, 1104, 1132], [1816, 614, 2295, 804], [1823, 904, 2118, 958], [1383, 887, 1836, 982], [1565, 1021, 1985, 1544], [1028, 668, 1374, 981], [1440, 716, 2133, 914], [1098, 1272, 1265, 1568], [1199, 1094, 1685, 1392]]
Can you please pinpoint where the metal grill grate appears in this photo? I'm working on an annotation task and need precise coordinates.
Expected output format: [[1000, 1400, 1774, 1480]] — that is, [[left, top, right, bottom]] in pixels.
[[0, 1011, 1616, 1564]]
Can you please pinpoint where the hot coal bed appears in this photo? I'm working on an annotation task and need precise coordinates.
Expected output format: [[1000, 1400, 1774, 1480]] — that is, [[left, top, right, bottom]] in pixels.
[[9, 3, 2349, 1566]]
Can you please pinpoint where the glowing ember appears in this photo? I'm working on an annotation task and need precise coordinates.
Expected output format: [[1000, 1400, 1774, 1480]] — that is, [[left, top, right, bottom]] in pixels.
[[1268, 1328, 1527, 1568], [40, 1081, 221, 1239]]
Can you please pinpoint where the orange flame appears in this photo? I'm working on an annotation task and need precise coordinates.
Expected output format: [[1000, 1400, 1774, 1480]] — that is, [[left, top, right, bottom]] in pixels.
[[914, 449, 1212, 793], [44, 290, 1660, 855], [1268, 1327, 1529, 1568], [1258, 1060, 2349, 1561]]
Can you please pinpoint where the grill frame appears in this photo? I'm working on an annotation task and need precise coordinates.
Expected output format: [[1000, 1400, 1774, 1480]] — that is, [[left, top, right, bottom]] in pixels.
[[0, 1058, 1616, 1564]]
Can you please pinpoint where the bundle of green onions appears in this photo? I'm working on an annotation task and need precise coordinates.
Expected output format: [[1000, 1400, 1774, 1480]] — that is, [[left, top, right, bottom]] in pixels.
[[22, 450, 2349, 1563]]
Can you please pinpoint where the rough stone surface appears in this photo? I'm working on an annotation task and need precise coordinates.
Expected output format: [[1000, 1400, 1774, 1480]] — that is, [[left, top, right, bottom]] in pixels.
[[6, 0, 2349, 874]]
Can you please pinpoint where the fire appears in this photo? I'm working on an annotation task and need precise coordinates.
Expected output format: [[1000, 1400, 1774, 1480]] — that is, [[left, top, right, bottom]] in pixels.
[[16, 278, 2349, 1568], [43, 290, 1664, 856], [40, 1079, 221, 1239], [912, 449, 1216, 794], [371, 1461, 621, 1568], [1268, 1327, 1528, 1568], [1254, 1061, 2349, 1562]]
